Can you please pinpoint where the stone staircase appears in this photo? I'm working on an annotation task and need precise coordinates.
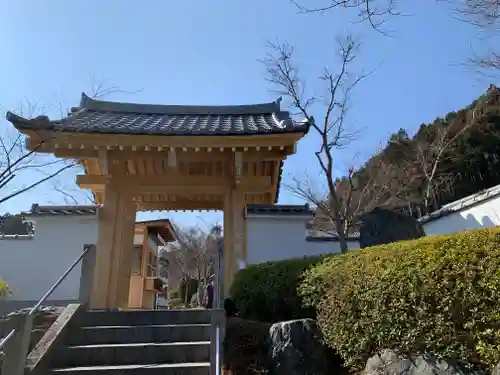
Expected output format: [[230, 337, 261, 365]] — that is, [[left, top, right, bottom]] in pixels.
[[42, 309, 216, 375]]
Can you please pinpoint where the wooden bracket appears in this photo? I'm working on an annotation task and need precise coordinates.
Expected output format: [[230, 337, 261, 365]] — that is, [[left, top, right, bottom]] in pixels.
[[234, 151, 243, 185], [98, 150, 109, 174], [167, 148, 177, 168]]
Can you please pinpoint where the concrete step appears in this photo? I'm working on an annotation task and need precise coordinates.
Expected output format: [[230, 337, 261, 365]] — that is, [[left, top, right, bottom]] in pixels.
[[66, 324, 211, 346], [51, 342, 211, 368], [50, 362, 210, 375], [75, 310, 211, 327]]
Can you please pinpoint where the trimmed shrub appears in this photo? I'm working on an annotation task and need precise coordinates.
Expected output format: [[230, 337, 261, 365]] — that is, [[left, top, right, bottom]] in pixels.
[[223, 317, 271, 375], [0, 280, 10, 300], [230, 256, 324, 322], [168, 289, 180, 300], [299, 227, 500, 370]]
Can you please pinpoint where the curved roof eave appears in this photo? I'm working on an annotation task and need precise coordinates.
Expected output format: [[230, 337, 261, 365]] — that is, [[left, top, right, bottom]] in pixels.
[[78, 92, 283, 116]]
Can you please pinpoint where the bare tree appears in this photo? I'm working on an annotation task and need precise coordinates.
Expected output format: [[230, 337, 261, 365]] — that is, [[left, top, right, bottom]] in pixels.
[[0, 77, 141, 207], [89, 74, 142, 99], [0, 100, 77, 206], [166, 225, 218, 307], [263, 36, 369, 252], [455, 0, 500, 26], [288, 154, 416, 239], [289, 0, 401, 33], [448, 0, 500, 73], [290, 0, 500, 74], [389, 116, 475, 213]]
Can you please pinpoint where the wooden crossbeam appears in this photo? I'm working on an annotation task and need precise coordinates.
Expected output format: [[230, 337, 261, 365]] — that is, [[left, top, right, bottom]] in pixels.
[[76, 174, 272, 194], [27, 130, 302, 155], [136, 201, 223, 211], [53, 148, 289, 161]]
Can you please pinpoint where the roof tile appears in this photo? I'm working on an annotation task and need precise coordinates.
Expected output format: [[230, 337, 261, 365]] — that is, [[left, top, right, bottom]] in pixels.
[[246, 204, 313, 216], [24, 204, 100, 216], [7, 93, 310, 137]]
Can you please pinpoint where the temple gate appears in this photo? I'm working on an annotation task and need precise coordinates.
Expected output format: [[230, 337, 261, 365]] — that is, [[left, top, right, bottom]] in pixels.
[[7, 93, 309, 309]]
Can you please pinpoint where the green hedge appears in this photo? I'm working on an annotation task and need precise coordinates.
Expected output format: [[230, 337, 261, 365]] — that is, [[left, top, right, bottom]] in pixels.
[[0, 280, 10, 300], [168, 289, 180, 300], [299, 227, 500, 370], [230, 256, 324, 322]]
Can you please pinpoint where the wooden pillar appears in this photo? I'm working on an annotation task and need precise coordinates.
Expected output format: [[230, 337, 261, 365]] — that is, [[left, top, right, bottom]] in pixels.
[[223, 193, 233, 297], [113, 195, 137, 308], [232, 191, 245, 273], [223, 190, 245, 296], [242, 213, 248, 265], [90, 178, 136, 309]]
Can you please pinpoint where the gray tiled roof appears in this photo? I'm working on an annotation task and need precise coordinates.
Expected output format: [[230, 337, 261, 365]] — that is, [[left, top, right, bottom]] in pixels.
[[24, 204, 100, 216], [419, 183, 500, 224], [0, 234, 34, 240], [7, 93, 310, 136], [246, 204, 313, 216]]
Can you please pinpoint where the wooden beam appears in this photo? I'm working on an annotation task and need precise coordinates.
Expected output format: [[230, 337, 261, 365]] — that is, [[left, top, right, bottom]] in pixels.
[[53, 148, 289, 161], [54, 149, 97, 158], [76, 174, 272, 193], [167, 148, 177, 168], [26, 130, 304, 151], [270, 160, 280, 203], [137, 201, 223, 211], [98, 150, 109, 174]]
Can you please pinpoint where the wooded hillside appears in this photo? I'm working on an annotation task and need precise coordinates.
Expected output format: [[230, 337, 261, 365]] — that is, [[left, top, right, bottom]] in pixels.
[[338, 84, 500, 220]]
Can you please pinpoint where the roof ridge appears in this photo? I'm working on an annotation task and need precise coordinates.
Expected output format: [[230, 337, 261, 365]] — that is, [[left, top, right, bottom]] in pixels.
[[31, 204, 100, 209], [80, 92, 283, 116], [23, 204, 101, 217]]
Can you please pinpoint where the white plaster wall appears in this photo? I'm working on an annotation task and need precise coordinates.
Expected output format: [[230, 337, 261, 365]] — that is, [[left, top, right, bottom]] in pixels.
[[0, 215, 98, 301], [246, 215, 359, 265], [245, 195, 500, 265], [423, 195, 500, 236]]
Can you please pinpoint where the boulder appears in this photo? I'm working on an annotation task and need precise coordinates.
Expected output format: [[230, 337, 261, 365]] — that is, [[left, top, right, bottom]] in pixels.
[[359, 207, 425, 248], [492, 363, 500, 375], [365, 349, 485, 375], [268, 319, 330, 375], [224, 298, 239, 318]]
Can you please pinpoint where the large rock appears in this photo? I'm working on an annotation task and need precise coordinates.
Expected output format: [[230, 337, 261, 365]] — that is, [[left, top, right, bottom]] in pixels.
[[365, 349, 484, 375], [492, 363, 500, 375], [224, 298, 239, 318], [268, 319, 331, 375], [359, 207, 425, 248]]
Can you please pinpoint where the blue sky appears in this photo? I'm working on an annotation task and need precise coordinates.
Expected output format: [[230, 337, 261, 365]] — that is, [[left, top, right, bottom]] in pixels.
[[0, 0, 496, 228]]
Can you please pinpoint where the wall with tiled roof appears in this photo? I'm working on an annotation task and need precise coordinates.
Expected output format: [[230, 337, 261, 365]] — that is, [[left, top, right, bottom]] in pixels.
[[246, 204, 359, 264], [0, 211, 98, 309]]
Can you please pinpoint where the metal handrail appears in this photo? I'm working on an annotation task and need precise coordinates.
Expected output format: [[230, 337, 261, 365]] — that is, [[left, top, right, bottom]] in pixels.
[[0, 244, 92, 353], [0, 328, 16, 351], [29, 244, 91, 315], [215, 326, 221, 375], [214, 237, 223, 375]]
